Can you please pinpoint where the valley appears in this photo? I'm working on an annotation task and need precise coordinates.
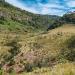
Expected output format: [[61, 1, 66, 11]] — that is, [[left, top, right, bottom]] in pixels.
[[0, 0, 75, 75]]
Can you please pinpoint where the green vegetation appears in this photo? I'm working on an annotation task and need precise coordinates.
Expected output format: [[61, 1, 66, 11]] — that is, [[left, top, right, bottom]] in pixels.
[[0, 0, 59, 33], [59, 35, 75, 61], [0, 0, 75, 75], [61, 12, 75, 24]]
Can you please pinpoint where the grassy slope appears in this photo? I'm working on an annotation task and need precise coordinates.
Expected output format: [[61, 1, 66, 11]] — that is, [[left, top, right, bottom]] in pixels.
[[0, 24, 75, 75], [19, 24, 75, 75], [19, 63, 75, 75], [0, 0, 75, 75]]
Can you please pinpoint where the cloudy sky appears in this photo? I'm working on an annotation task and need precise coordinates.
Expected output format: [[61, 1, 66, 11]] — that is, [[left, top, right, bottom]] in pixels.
[[5, 0, 75, 16]]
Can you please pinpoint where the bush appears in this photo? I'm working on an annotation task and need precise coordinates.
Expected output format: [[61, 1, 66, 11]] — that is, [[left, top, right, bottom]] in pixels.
[[5, 38, 21, 59], [59, 36, 75, 61], [24, 62, 33, 72], [0, 70, 3, 75]]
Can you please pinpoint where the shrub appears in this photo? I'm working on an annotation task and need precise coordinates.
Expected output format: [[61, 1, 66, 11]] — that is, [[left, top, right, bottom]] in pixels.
[[5, 38, 21, 59], [24, 62, 33, 72], [59, 36, 75, 61], [0, 69, 3, 75]]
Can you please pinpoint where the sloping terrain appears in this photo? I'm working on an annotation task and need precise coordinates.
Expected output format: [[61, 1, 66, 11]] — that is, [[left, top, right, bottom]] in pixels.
[[0, 24, 75, 75], [0, 0, 75, 75]]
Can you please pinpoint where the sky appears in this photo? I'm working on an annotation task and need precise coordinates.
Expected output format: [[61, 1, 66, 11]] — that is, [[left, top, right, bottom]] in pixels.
[[5, 0, 75, 16]]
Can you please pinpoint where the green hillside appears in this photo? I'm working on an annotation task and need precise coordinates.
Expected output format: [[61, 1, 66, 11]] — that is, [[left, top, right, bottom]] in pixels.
[[0, 0, 59, 34], [0, 0, 75, 75]]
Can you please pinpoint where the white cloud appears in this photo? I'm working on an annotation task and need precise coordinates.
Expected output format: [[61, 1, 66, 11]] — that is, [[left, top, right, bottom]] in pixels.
[[38, 3, 67, 15], [67, 1, 75, 7], [5, 0, 75, 16], [5, 0, 39, 14]]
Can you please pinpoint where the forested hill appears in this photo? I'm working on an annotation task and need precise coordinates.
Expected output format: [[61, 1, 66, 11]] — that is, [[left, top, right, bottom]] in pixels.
[[0, 0, 60, 33]]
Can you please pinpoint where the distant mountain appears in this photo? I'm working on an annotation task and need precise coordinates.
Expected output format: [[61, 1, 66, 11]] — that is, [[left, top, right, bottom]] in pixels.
[[61, 12, 75, 24], [47, 12, 75, 30]]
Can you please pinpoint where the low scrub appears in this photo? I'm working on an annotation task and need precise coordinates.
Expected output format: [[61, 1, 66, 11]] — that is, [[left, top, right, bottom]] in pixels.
[[59, 35, 75, 61]]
